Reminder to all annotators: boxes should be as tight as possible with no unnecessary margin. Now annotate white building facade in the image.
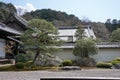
[53,42,120,62]
[58,25,96,42]
[54,26,120,62]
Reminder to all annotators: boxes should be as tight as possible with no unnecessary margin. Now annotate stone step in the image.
[41,77,120,80]
[0,59,15,65]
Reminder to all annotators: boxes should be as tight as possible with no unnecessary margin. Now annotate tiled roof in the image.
[0,22,22,35]
[57,25,93,29]
[4,13,28,29]
[97,42,120,48]
[14,13,28,27]
[57,26,77,29]
[59,42,120,49]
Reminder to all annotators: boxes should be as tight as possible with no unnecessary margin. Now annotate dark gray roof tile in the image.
[57,26,77,29]
[0,22,21,35]
[14,13,28,27]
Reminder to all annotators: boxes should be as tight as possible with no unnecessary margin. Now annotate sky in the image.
[1,0,120,22]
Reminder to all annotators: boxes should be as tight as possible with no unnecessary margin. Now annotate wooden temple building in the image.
[0,13,120,65]
[0,13,27,63]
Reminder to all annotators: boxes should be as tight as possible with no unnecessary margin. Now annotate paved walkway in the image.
[0,69,120,80]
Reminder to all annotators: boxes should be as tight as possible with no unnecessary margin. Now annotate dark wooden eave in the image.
[0,22,21,36]
[3,13,28,29]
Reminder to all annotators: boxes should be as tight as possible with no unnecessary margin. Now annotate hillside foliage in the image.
[0,2,16,22]
[22,9,81,26]
[110,28,120,42]
[105,19,120,32]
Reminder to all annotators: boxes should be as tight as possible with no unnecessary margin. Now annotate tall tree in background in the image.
[0,2,16,22]
[21,19,62,63]
[105,19,120,32]
[105,19,112,32]
[91,22,109,41]
[110,28,120,42]
[75,25,84,40]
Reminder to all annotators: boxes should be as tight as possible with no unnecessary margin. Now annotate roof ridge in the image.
[3,13,28,28]
[13,13,28,27]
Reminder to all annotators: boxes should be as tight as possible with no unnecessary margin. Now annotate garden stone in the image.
[35,54,62,66]
[75,58,96,67]
[60,66,81,70]
[111,64,120,69]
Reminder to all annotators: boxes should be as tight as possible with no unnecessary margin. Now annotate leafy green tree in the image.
[21,19,62,63]
[73,38,98,58]
[110,28,120,42]
[22,9,81,26]
[105,19,120,32]
[75,25,84,40]
[74,24,98,58]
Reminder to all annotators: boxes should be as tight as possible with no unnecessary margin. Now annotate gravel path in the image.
[0,69,120,80]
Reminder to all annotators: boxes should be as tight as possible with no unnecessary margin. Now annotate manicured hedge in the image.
[15,62,25,69]
[115,58,120,61]
[96,62,112,68]
[25,61,33,68]
[111,58,120,65]
[0,65,15,71]
[62,60,73,66]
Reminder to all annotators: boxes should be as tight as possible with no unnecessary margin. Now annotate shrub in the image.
[25,61,33,68]
[96,62,112,68]
[15,54,27,63]
[111,60,120,65]
[15,62,25,69]
[115,58,120,61]
[72,58,96,67]
[0,65,15,71]
[62,60,73,66]
[73,38,98,58]
[25,50,35,61]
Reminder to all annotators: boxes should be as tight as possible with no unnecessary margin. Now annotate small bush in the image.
[115,58,120,61]
[15,62,25,69]
[25,61,33,68]
[0,65,15,71]
[96,62,112,68]
[111,60,120,65]
[15,54,27,63]
[62,60,73,66]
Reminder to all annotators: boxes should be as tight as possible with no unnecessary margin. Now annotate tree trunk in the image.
[33,48,40,63]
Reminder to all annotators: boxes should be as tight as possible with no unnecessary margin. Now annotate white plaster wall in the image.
[59,29,76,36]
[54,48,120,62]
[91,48,120,62]
[58,27,96,42]
[59,37,68,41]
[58,29,76,42]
